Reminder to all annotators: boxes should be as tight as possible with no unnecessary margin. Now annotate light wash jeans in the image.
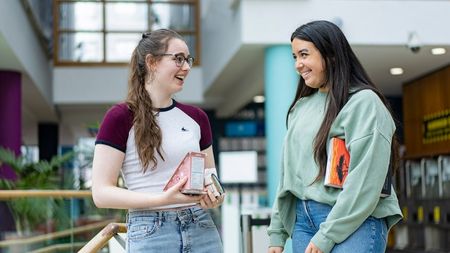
[126,206,223,253]
[292,199,388,253]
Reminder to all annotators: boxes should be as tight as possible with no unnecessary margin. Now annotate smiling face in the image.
[291,38,327,90]
[150,38,191,96]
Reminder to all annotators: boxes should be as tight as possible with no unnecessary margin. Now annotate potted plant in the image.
[0,147,73,235]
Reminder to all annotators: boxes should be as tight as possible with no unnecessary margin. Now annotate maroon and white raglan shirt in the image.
[95,100,212,210]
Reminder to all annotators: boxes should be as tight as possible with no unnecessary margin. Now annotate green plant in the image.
[0,147,74,235]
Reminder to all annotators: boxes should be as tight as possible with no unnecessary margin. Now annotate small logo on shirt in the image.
[181,127,189,132]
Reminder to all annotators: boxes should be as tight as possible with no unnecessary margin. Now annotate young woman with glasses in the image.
[267,20,403,253]
[92,29,223,252]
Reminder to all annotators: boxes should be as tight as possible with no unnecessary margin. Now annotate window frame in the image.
[53,0,200,66]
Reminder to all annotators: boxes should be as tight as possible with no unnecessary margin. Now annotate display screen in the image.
[219,151,258,183]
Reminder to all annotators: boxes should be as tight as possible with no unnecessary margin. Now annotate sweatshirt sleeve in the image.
[268,145,290,247]
[311,132,392,252]
[268,196,290,247]
[311,90,396,253]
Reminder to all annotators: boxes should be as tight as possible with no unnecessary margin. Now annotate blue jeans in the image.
[292,199,387,253]
[126,206,223,253]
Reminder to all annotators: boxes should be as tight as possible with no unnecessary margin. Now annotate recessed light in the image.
[431,48,446,55]
[253,95,265,103]
[390,68,404,75]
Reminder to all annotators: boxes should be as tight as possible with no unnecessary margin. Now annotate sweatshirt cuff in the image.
[269,233,288,247]
[311,231,335,253]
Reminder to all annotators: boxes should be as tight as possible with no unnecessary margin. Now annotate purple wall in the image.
[0,71,21,180]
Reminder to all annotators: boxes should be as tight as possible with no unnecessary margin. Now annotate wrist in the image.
[153,193,170,206]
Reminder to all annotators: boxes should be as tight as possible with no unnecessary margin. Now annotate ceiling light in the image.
[431,48,446,55]
[253,95,265,103]
[390,68,404,75]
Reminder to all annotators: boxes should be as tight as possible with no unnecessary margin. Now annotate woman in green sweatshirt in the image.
[267,20,403,253]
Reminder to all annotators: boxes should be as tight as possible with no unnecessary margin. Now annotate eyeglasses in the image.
[157,53,194,68]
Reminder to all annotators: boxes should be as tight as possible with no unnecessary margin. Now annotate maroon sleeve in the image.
[95,103,134,152]
[197,108,213,150]
[175,101,213,150]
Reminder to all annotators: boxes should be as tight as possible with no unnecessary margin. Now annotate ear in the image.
[145,54,157,71]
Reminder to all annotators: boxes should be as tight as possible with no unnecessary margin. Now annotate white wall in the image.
[53,67,204,104]
[0,0,52,103]
[201,0,243,90]
[241,0,450,45]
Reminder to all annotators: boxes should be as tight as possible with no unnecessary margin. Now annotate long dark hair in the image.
[287,20,399,183]
[126,29,184,172]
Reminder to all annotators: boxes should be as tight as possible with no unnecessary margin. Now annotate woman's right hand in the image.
[164,177,204,204]
[268,246,284,253]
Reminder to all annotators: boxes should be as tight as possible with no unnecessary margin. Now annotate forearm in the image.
[92,185,168,210]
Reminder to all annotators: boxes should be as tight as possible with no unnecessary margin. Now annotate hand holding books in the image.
[202,167,225,208]
[204,168,225,197]
[164,152,225,197]
[164,152,207,195]
[163,176,205,205]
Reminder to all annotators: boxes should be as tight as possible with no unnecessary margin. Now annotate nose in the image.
[295,58,304,70]
[181,60,191,71]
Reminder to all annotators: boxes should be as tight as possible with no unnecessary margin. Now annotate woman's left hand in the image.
[305,242,323,253]
[199,189,225,209]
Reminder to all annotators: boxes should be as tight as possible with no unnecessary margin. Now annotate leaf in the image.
[0,148,25,172]
[0,147,75,230]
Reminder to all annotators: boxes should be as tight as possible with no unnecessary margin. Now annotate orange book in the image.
[324,138,350,188]
[324,137,392,197]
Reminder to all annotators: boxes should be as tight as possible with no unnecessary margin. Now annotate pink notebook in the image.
[163,152,206,195]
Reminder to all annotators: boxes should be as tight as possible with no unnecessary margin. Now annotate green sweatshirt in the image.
[268,89,403,253]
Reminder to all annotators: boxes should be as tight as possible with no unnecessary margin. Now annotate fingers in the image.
[200,189,225,209]
[174,177,188,189]
[267,246,283,253]
[202,193,214,208]
[199,197,207,209]
[305,242,322,253]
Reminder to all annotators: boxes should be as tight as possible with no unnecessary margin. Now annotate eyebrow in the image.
[171,52,189,57]
[298,49,309,53]
[292,49,309,56]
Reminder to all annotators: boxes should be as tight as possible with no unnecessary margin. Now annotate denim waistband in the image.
[127,205,203,223]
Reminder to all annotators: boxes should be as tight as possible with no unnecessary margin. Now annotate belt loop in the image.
[192,207,198,223]
[157,211,162,226]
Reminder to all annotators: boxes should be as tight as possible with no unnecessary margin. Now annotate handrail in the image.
[0,219,116,248]
[0,190,91,199]
[78,223,127,253]
[29,242,86,253]
[0,190,126,252]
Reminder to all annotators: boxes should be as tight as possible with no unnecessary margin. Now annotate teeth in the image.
[176,76,185,80]
[301,71,310,78]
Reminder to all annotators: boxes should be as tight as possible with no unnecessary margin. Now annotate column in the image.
[264,46,297,252]
[264,45,297,206]
[0,71,21,179]
[0,70,21,236]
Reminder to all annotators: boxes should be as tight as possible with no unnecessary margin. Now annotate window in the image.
[54,0,200,65]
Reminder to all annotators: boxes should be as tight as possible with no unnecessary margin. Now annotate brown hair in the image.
[126,29,184,172]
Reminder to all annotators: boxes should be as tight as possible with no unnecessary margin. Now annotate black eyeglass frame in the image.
[157,53,194,68]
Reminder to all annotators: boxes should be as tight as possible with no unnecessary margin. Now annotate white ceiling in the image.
[205,43,450,117]
[353,45,450,96]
